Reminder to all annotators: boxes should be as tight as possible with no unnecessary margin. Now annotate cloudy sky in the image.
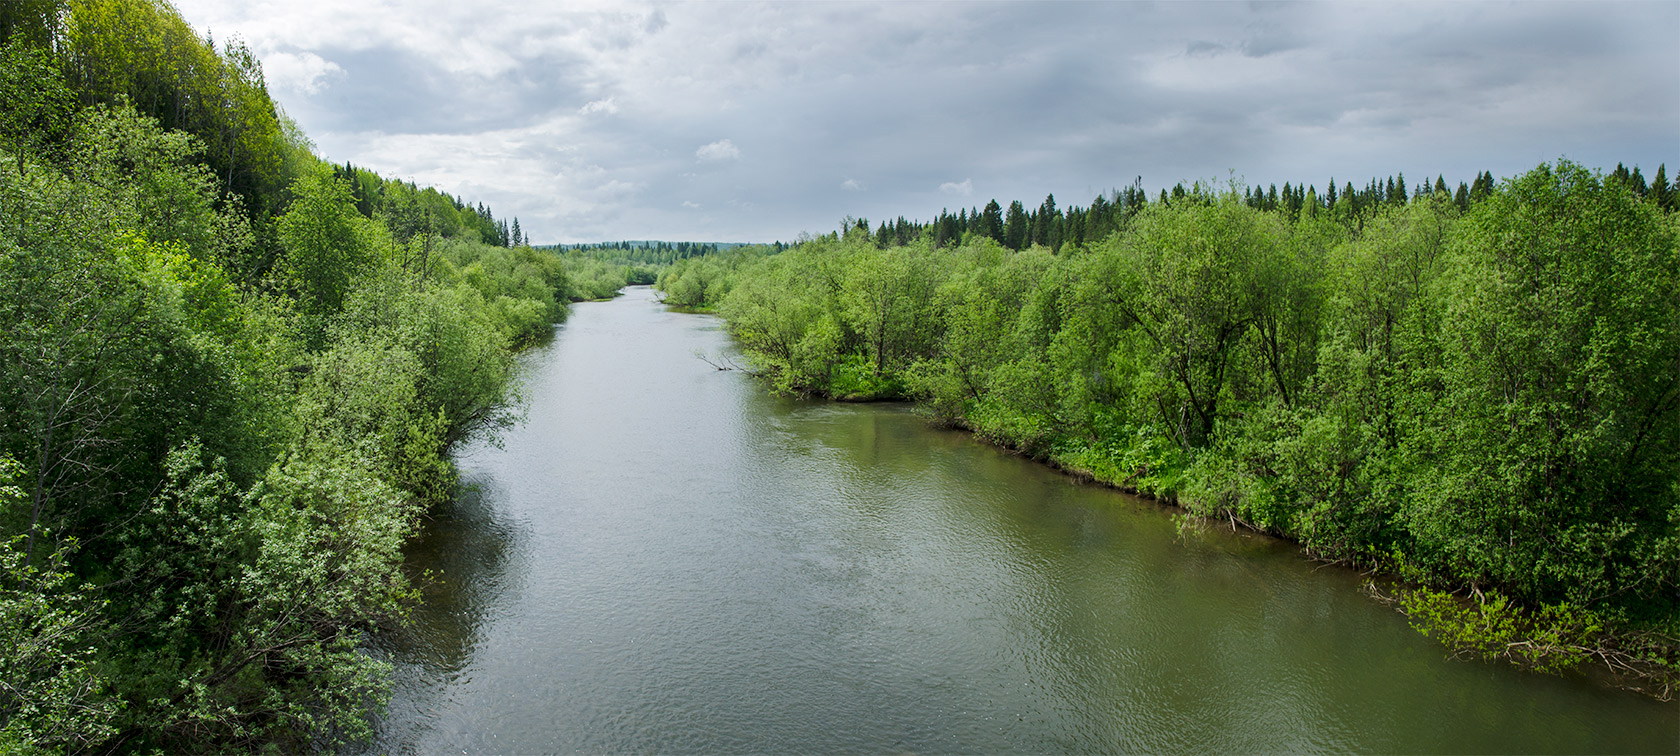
[173,1,1677,244]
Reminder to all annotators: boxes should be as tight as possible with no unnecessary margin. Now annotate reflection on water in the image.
[359,287,1679,755]
[392,475,521,671]
[360,475,521,751]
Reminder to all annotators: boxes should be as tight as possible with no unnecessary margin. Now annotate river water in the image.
[361,286,1677,754]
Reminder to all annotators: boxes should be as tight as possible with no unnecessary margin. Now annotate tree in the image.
[0,36,74,173]
[1650,164,1671,211]
[1063,194,1284,447]
[1002,200,1028,250]
[979,199,1004,243]
[0,455,119,752]
[278,169,373,338]
[1407,161,1680,608]
[0,0,64,47]
[1032,193,1057,248]
[842,243,943,376]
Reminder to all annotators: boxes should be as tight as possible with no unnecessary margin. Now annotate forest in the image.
[657,164,1680,690]
[0,1,658,751]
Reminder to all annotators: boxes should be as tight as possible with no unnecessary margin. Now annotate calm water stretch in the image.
[361,286,1677,754]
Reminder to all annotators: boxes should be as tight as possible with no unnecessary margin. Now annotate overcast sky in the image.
[173,1,1678,244]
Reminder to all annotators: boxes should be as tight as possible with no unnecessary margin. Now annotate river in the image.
[360,286,1677,754]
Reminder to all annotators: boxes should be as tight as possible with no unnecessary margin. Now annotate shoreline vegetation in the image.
[655,164,1680,699]
[0,1,656,751]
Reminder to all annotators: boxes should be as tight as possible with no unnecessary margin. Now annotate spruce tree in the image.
[1003,200,1028,250]
[981,200,1004,243]
[1651,164,1672,211]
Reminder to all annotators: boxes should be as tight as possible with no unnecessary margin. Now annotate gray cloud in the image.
[175,0,1678,244]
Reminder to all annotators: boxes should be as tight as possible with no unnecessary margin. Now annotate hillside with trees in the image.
[0,1,633,751]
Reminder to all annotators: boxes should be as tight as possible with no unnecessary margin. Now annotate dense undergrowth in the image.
[658,165,1680,694]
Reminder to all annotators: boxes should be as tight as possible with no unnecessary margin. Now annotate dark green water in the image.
[362,286,1678,754]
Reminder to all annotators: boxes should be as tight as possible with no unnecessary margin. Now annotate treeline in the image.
[329,162,525,247]
[847,166,1677,255]
[0,1,596,752]
[548,241,735,289]
[659,162,1679,686]
[551,239,724,264]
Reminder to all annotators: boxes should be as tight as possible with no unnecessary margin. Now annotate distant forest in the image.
[845,166,1676,254]
[547,239,726,267]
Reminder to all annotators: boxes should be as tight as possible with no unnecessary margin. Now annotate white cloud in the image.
[841,178,864,191]
[695,139,740,162]
[262,50,345,95]
[682,200,702,209]
[939,179,973,197]
[579,97,619,115]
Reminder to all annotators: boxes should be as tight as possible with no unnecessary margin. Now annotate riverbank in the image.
[650,164,1679,704]
[761,381,1680,700]
[359,286,1680,753]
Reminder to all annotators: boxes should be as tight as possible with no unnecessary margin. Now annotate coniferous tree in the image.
[1003,200,1028,250]
[980,200,1005,244]
[1032,193,1057,248]
[1611,162,1631,187]
[1470,171,1493,203]
[1651,164,1673,211]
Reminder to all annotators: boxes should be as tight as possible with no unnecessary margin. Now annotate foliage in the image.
[0,2,576,748]
[1399,587,1601,674]
[677,162,1680,680]
[0,33,74,170]
[0,457,119,755]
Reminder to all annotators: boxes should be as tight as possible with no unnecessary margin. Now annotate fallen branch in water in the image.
[695,352,759,376]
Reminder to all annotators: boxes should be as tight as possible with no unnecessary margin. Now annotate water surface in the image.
[364,286,1678,754]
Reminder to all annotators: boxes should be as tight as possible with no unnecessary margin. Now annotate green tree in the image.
[0,456,119,755]
[1404,161,1680,610]
[0,37,74,173]
[1058,192,1283,448]
[278,169,373,338]
[1002,200,1028,250]
[979,199,1004,244]
[841,242,943,378]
